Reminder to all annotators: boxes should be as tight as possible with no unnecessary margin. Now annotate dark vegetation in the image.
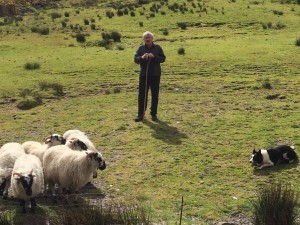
[252,182,299,225]
[0,201,151,225]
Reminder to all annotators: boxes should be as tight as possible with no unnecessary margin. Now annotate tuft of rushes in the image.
[252,182,299,225]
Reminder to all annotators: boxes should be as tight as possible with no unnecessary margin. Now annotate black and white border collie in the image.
[250,145,298,169]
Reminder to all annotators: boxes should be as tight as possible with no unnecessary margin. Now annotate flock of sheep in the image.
[0,129,106,213]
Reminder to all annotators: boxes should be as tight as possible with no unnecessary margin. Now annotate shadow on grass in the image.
[252,162,299,176]
[144,119,188,145]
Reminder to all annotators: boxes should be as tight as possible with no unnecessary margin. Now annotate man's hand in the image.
[142,53,149,59]
[148,53,154,59]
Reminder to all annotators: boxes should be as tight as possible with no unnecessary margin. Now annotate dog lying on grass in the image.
[250,145,298,169]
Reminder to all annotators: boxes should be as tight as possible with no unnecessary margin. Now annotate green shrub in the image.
[50,12,62,19]
[273,10,283,15]
[98,39,112,49]
[130,11,136,17]
[90,24,96,30]
[115,44,125,51]
[31,26,39,33]
[275,22,285,29]
[61,21,67,28]
[64,12,70,17]
[24,62,40,70]
[106,11,114,19]
[19,88,33,98]
[177,47,185,55]
[38,81,64,97]
[162,29,169,35]
[261,78,272,89]
[83,18,89,25]
[110,31,121,42]
[49,202,151,225]
[0,210,13,225]
[295,37,300,46]
[17,95,43,110]
[177,22,187,30]
[252,183,299,225]
[139,21,144,27]
[38,27,50,35]
[76,33,86,43]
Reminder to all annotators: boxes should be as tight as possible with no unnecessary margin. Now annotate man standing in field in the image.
[134,31,166,122]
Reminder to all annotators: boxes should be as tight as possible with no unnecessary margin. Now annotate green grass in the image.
[0,0,300,224]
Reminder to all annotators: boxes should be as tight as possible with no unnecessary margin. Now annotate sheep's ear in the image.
[45,135,52,143]
[13,173,22,180]
[70,138,79,144]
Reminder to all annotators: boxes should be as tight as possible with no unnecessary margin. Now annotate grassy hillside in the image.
[0,0,300,224]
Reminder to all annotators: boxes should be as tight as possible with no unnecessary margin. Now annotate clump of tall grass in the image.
[0,210,13,225]
[17,90,43,110]
[38,80,64,97]
[50,12,62,19]
[24,62,40,70]
[295,37,300,47]
[252,182,299,225]
[177,47,185,55]
[49,201,151,225]
[75,33,86,43]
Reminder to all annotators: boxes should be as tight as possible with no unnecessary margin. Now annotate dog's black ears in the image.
[253,148,257,154]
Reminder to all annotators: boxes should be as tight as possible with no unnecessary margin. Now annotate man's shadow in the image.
[144,119,188,145]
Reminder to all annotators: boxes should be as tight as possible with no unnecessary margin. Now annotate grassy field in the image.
[0,0,300,224]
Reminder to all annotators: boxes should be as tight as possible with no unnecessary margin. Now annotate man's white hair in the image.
[143,31,154,38]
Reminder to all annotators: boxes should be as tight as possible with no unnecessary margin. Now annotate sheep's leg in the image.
[3,191,8,200]
[30,198,36,213]
[73,190,79,205]
[20,199,26,213]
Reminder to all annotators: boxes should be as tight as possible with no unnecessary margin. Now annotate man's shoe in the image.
[151,115,158,121]
[134,116,143,122]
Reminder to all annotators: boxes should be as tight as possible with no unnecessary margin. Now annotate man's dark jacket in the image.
[134,43,166,77]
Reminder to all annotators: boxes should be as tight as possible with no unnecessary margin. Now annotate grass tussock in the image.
[24,62,40,70]
[38,80,64,97]
[0,211,13,225]
[252,182,299,225]
[49,202,151,225]
[295,37,300,47]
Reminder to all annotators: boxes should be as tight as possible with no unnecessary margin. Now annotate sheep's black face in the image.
[20,175,34,196]
[77,140,88,150]
[51,134,66,145]
[91,152,106,170]
[0,178,7,196]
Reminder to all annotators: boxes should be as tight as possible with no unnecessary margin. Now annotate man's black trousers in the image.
[138,75,161,117]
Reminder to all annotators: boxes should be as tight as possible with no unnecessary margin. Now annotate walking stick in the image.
[142,58,151,123]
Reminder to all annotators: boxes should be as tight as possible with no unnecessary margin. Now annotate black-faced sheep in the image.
[43,145,105,202]
[63,129,105,178]
[11,154,44,213]
[22,134,66,163]
[0,142,25,199]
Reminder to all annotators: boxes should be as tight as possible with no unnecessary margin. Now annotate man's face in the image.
[143,35,153,45]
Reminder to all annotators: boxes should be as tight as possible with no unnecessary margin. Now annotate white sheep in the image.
[22,133,66,163]
[63,129,104,178]
[43,145,105,202]
[0,142,25,199]
[63,129,96,150]
[11,154,44,213]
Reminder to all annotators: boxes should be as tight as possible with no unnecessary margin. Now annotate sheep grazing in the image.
[22,133,66,163]
[43,145,105,202]
[63,129,105,177]
[11,154,44,213]
[63,129,96,150]
[0,142,25,199]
